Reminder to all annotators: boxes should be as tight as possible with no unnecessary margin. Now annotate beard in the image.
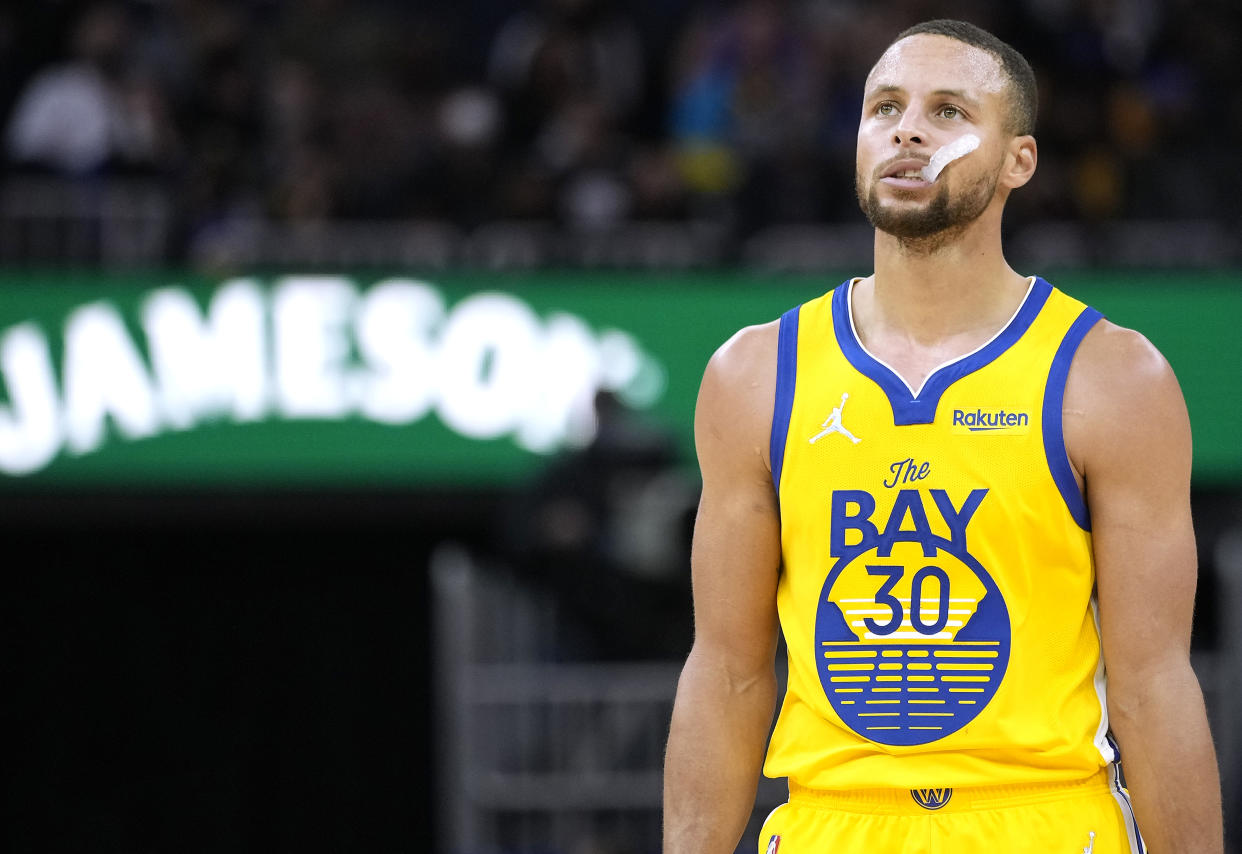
[856,165,998,243]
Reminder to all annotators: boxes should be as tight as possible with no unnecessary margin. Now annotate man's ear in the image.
[1002,135,1037,189]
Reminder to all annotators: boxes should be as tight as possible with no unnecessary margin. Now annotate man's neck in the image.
[849,222,1031,391]
[864,223,1028,345]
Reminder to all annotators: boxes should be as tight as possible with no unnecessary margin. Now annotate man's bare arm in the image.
[664,322,783,854]
[1067,321,1223,854]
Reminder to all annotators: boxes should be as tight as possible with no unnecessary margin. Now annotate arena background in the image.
[2,2,1238,853]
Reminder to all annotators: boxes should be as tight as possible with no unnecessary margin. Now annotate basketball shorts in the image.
[757,768,1145,854]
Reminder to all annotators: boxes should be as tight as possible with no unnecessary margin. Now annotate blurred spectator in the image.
[423,86,505,228]
[167,0,266,244]
[488,0,644,145]
[5,2,176,176]
[667,0,825,231]
[262,58,335,221]
[499,391,696,661]
[488,0,646,230]
[627,143,691,220]
[328,79,429,218]
[0,0,1240,261]
[550,97,635,230]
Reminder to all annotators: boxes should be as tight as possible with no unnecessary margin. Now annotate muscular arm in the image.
[1066,322,1223,854]
[664,323,783,854]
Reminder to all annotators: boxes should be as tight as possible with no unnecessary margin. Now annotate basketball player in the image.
[663,19,1223,854]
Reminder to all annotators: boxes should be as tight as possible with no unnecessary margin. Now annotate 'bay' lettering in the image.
[829,488,989,557]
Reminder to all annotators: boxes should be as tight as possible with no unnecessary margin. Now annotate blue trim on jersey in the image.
[1042,305,1104,532]
[1107,733,1124,780]
[1108,736,1147,854]
[831,277,1054,425]
[770,305,801,491]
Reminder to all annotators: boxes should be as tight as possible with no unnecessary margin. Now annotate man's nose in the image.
[893,112,925,146]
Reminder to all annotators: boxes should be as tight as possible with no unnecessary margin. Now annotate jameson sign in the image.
[0,271,1237,486]
[0,275,668,483]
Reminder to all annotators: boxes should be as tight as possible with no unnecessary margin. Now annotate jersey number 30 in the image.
[863,564,950,636]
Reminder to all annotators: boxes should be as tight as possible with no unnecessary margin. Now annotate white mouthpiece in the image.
[921,134,980,182]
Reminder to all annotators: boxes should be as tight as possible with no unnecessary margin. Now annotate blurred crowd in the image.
[1,0,1238,260]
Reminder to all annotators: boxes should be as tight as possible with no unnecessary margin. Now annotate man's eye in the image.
[941,106,959,119]
[877,103,897,116]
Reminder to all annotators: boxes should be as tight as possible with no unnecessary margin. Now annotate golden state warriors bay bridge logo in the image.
[815,487,1010,746]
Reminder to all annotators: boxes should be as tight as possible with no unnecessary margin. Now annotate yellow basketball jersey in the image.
[764,276,1114,790]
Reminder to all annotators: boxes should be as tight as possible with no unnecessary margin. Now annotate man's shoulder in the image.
[709,319,781,375]
[1072,317,1177,394]
[1063,317,1188,477]
[695,320,783,465]
[700,320,781,411]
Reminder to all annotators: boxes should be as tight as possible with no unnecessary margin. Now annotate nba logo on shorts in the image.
[765,834,781,854]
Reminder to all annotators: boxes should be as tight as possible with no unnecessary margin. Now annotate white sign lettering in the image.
[0,277,665,475]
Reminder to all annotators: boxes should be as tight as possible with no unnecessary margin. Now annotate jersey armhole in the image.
[1041,306,1104,531]
[770,305,801,492]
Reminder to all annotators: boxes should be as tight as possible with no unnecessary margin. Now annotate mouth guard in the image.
[921,133,980,182]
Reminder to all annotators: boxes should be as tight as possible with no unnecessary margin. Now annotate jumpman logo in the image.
[809,393,861,444]
[1082,831,1095,854]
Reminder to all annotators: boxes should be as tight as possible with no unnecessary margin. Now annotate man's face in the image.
[855,34,1011,240]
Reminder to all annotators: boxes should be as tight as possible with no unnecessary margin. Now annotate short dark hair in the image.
[892,19,1037,136]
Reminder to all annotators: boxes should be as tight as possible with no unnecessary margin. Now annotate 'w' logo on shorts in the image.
[910,787,953,810]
